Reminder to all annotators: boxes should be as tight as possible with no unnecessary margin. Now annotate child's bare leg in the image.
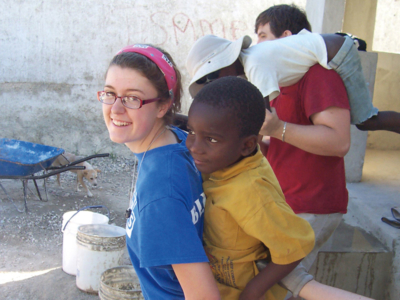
[298,280,375,300]
[356,111,400,133]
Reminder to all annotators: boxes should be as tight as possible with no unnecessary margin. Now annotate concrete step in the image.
[309,221,392,300]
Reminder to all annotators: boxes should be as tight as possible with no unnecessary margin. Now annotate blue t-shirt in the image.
[126,127,208,299]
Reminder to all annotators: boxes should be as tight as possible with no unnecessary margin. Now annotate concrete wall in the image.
[373,0,400,53]
[0,0,307,156]
[367,52,400,150]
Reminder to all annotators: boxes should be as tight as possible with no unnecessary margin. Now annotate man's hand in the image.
[259,106,351,157]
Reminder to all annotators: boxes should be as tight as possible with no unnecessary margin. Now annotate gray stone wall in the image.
[0,0,305,156]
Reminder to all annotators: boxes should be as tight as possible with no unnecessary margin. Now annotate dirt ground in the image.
[0,155,136,300]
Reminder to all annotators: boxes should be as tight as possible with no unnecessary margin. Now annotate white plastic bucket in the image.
[62,210,109,275]
[99,266,144,300]
[76,224,126,294]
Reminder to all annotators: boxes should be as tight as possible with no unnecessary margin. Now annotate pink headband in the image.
[117,44,177,101]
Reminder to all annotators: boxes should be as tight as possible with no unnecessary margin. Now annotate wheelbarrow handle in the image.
[0,166,85,180]
[61,205,110,232]
[67,153,110,166]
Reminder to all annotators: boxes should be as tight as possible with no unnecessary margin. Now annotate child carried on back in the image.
[185,76,315,300]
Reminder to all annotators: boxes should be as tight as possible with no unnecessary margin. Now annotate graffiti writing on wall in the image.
[149,11,249,45]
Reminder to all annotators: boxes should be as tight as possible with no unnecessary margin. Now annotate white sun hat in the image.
[186,35,252,98]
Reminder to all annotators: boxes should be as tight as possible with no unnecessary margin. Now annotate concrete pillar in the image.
[342,0,379,182]
[306,0,379,182]
[344,52,378,182]
[342,0,377,51]
[305,0,346,33]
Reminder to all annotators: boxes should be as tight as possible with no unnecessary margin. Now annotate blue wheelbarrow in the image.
[0,138,109,212]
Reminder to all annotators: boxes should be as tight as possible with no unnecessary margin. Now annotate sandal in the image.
[381,217,400,229]
[391,206,400,221]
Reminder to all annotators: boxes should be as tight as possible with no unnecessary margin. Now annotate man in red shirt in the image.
[256,4,351,299]
[260,63,350,268]
[262,64,350,216]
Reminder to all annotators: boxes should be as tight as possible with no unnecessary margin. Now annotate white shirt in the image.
[240,29,329,100]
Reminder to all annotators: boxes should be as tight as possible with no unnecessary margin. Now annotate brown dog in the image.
[50,152,101,197]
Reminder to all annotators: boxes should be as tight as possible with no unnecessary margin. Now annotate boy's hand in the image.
[259,108,284,138]
[239,260,302,300]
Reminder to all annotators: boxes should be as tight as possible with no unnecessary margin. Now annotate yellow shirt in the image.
[203,150,315,300]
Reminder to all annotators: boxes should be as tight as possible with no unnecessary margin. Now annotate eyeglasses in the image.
[195,70,220,85]
[97,91,160,109]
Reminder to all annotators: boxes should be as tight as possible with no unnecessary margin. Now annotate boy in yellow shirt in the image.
[185,76,315,300]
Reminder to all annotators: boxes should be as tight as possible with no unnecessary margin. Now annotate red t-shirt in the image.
[267,64,350,214]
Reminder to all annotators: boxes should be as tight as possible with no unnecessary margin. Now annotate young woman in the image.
[98,44,220,300]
